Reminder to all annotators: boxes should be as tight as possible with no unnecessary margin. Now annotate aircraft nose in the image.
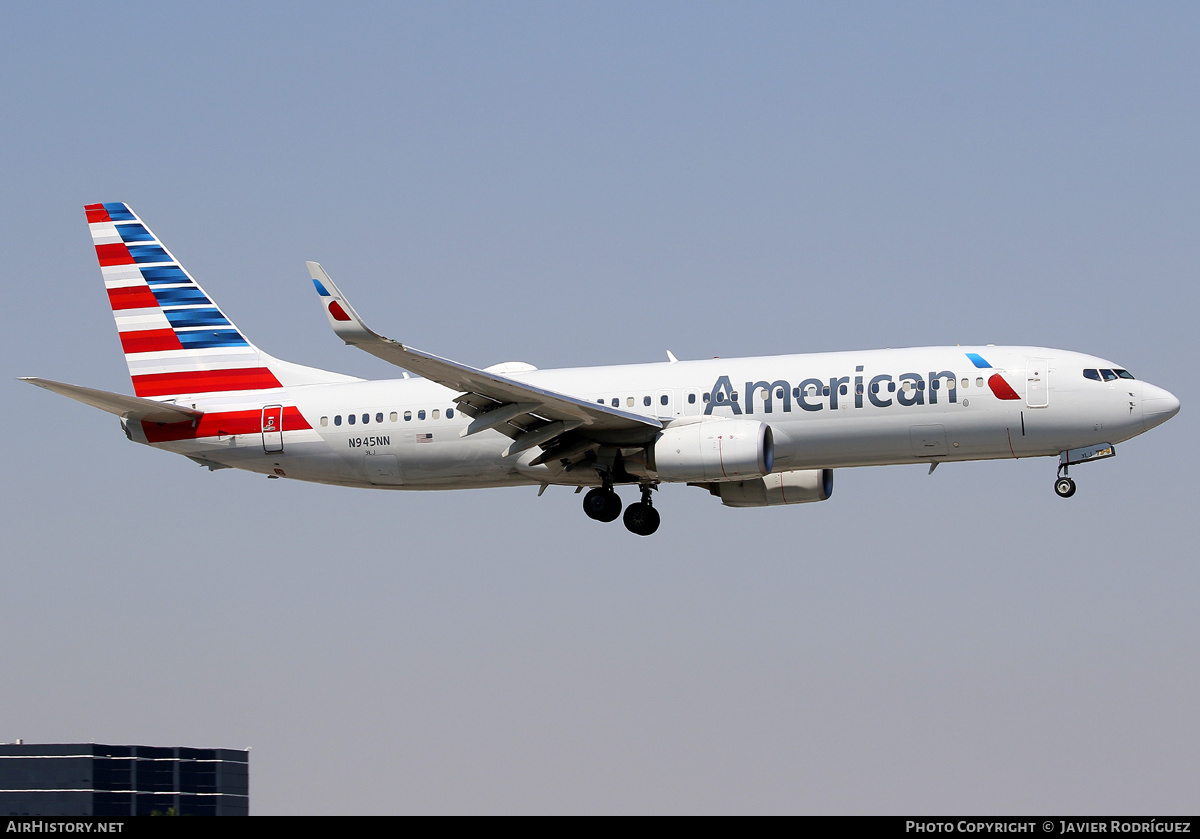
[1142,383,1181,431]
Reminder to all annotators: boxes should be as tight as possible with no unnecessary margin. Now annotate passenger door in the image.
[1026,358,1049,408]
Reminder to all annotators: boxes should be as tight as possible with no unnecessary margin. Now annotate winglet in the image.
[306,262,388,348]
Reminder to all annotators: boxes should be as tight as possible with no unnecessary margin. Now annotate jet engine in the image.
[710,469,833,507]
[652,420,773,482]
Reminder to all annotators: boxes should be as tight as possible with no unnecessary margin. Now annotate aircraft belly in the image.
[771,415,923,468]
[386,434,517,482]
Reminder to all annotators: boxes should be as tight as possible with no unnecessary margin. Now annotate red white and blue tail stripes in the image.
[85,203,284,399]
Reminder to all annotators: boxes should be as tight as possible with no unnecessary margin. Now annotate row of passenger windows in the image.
[318,408,456,427]
[317,373,1018,429]
[595,377,992,407]
[1083,368,1134,381]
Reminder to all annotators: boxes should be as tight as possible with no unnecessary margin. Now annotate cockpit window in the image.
[1084,369,1101,381]
[1100,369,1118,381]
[1115,369,1135,379]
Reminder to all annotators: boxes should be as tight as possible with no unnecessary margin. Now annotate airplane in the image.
[22,203,1181,536]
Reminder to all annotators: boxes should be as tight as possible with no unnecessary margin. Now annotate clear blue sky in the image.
[3,1,1197,814]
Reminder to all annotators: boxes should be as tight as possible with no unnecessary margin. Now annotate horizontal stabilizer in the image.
[20,377,205,424]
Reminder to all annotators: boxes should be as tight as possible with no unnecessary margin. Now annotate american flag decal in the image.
[416,433,433,443]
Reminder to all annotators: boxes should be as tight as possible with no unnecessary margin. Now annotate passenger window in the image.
[626,397,634,407]
[362,414,369,424]
[334,415,342,426]
[856,383,864,395]
[348,414,356,425]
[432,409,440,420]
[1101,369,1117,381]
[976,377,985,388]
[404,411,412,421]
[688,393,696,404]
[1084,369,1101,381]
[418,410,426,420]
[931,380,940,390]
[320,416,329,427]
[839,384,848,395]
[611,398,619,407]
[643,396,651,407]
[390,412,398,422]
[903,382,912,392]
[792,387,800,398]
[703,393,710,402]
[917,381,925,391]
[730,392,738,401]
[870,383,879,393]
[822,386,830,396]
[888,382,896,393]
[597,398,604,404]
[660,395,668,406]
[376,413,383,423]
[447,408,454,419]
[961,378,969,389]
[775,388,785,399]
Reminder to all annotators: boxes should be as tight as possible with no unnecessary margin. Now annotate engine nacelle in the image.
[652,420,774,482]
[714,469,833,507]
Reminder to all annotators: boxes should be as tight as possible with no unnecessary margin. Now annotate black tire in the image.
[599,490,623,522]
[622,502,661,536]
[1054,476,1076,498]
[584,488,609,520]
[584,488,622,522]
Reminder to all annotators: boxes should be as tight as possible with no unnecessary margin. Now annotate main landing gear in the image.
[583,481,660,535]
[583,486,622,522]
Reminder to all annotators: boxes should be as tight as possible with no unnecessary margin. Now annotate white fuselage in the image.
[130,345,1175,491]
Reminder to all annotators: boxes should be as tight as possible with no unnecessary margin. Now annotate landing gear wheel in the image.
[622,502,661,536]
[1054,476,1076,498]
[583,488,622,522]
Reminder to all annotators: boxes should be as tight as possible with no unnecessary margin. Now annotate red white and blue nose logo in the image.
[966,353,1020,400]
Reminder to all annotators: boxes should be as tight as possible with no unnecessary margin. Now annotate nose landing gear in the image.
[1054,474,1077,498]
[1054,443,1117,498]
[1054,460,1077,498]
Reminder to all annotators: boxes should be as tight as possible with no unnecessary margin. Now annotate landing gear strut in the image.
[1054,463,1077,498]
[622,484,660,536]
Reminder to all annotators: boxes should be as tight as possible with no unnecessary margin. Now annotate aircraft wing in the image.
[306,263,662,455]
[20,377,205,424]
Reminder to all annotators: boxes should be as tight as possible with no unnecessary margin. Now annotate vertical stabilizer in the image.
[85,202,286,401]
